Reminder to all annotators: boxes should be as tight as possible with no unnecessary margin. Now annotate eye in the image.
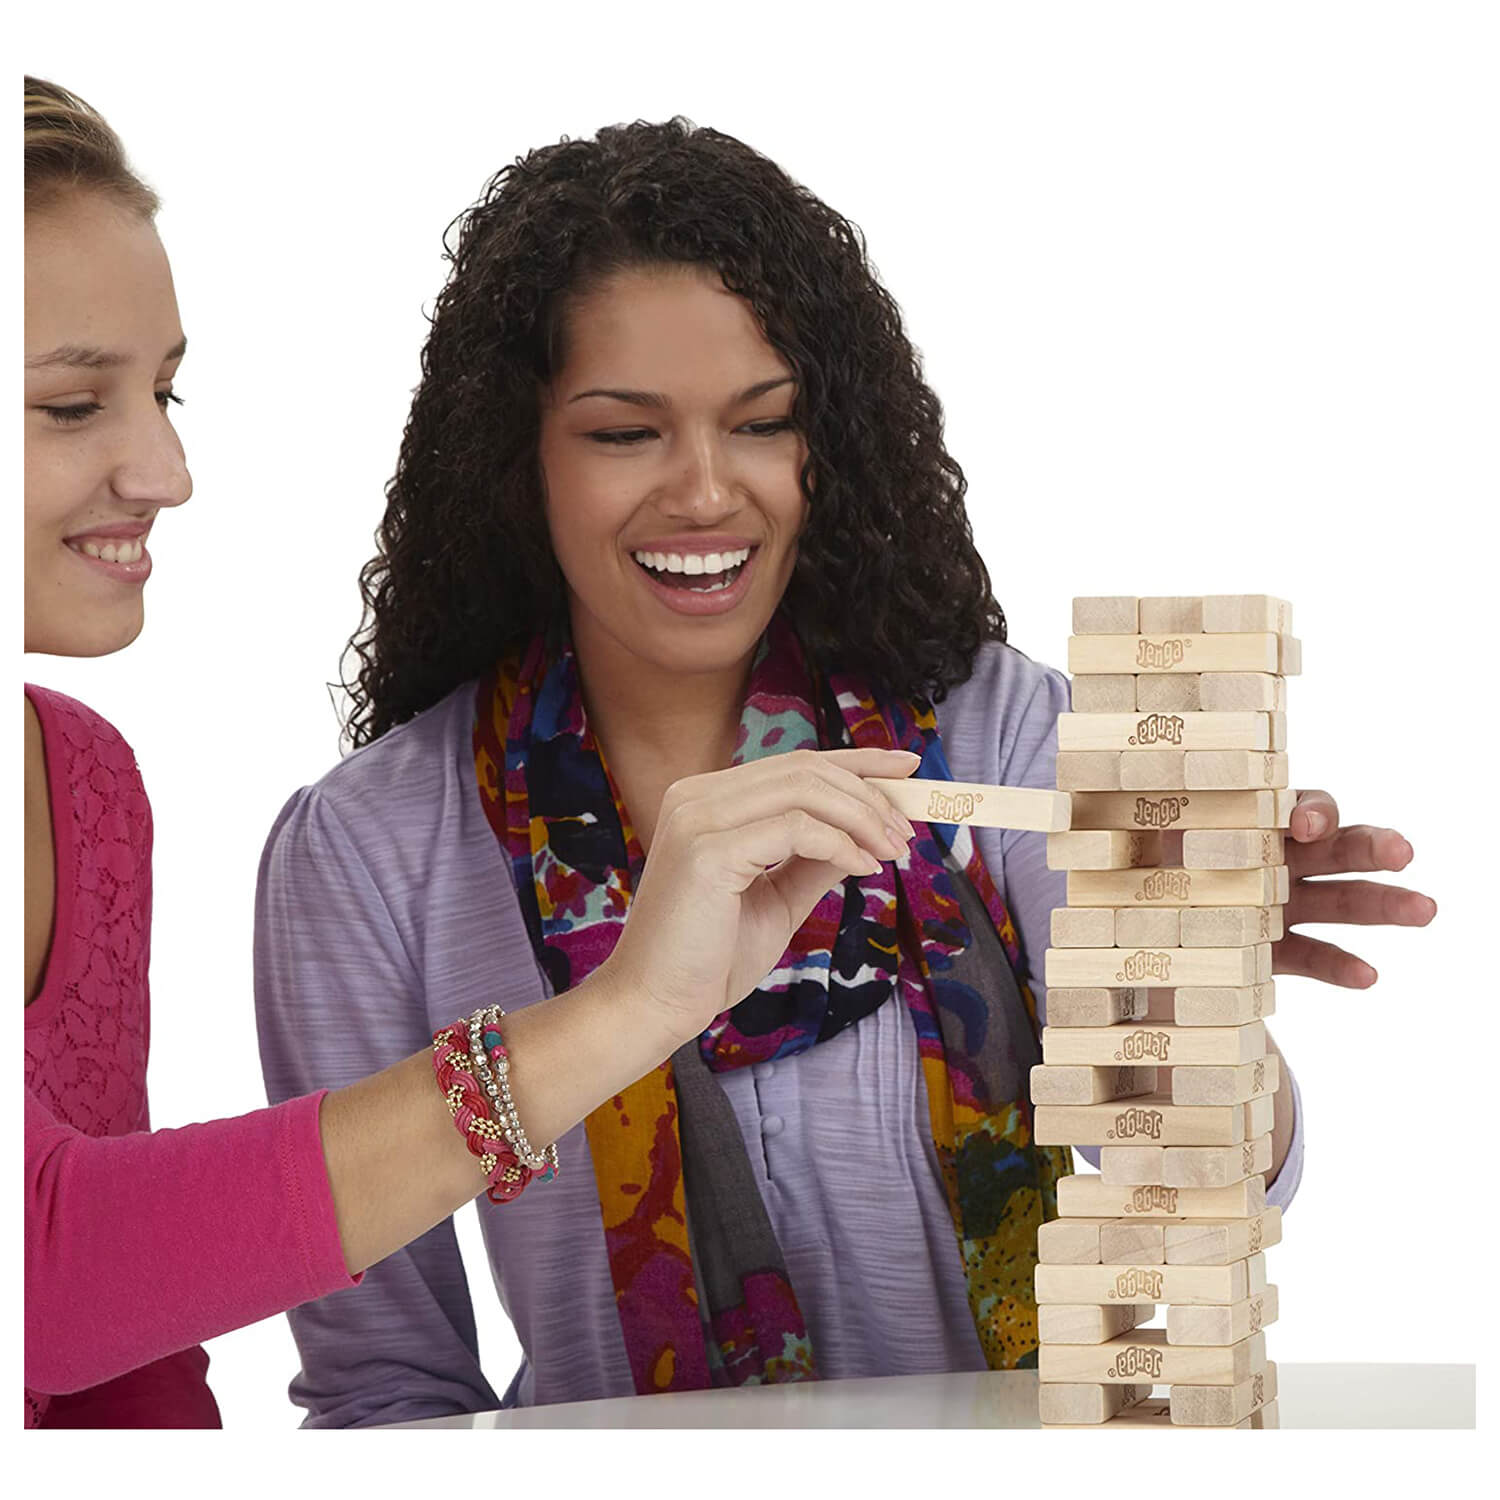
[741,419,794,436]
[157,389,185,413]
[39,401,102,425]
[588,427,655,445]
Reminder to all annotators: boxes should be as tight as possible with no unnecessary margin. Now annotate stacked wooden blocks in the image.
[1032,595,1298,1429]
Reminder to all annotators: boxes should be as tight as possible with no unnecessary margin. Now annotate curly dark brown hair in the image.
[343,116,1006,748]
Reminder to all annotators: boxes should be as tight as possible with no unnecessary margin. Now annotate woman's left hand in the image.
[1274,788,1438,987]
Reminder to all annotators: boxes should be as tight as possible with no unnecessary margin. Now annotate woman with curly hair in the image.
[25,81,819,1428]
[255,117,1432,1424]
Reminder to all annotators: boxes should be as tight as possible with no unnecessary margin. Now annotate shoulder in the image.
[25,683,142,778]
[936,640,1070,781]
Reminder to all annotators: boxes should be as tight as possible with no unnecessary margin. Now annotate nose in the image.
[659,423,737,522]
[112,397,192,510]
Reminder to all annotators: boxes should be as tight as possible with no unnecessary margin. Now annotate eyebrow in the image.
[25,336,188,371]
[568,375,795,408]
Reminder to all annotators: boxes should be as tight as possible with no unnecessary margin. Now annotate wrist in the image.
[589,956,697,1060]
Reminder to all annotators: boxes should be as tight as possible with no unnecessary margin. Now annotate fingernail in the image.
[1304,812,1327,838]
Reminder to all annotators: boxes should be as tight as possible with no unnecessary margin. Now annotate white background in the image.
[17,0,1498,1449]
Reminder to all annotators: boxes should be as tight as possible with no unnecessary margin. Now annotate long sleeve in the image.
[254,783,502,1427]
[24,1085,355,1396]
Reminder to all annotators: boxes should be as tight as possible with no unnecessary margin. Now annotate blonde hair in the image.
[24,75,159,217]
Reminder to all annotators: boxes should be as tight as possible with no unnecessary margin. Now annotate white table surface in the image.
[385,1363,1474,1429]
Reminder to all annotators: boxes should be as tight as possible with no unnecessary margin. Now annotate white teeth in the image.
[101,543,119,563]
[683,554,705,575]
[631,546,752,576]
[72,537,143,563]
[666,554,684,573]
[654,552,668,572]
[82,542,102,559]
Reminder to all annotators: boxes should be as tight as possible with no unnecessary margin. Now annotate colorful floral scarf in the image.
[473,612,1071,1392]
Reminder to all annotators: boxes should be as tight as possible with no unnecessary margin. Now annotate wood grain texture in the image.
[1037,1255,1265,1306]
[1171,1054,1280,1107]
[1047,829,1164,870]
[1202,596,1293,635]
[1045,944,1272,989]
[869,777,1071,832]
[1038,1303,1154,1344]
[1185,750,1289,789]
[1067,788,1296,831]
[1043,987,1150,1027]
[1034,1093,1253,1146]
[1164,1207,1282,1265]
[1181,829,1286,869]
[1171,1361,1279,1425]
[1069,633,1281,675]
[1038,1381,1149,1424]
[1071,674,1137,713]
[1059,711,1279,752]
[1167,1284,1279,1346]
[1056,1174,1267,1221]
[1072,597,1139,634]
[1044,1021,1266,1068]
[1067,865,1289,907]
[1039,1328,1266,1386]
[1172,982,1277,1026]
[1199,672,1288,712]
[1029,1062,1158,1105]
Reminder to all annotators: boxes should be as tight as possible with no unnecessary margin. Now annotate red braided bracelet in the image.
[432,1021,530,1202]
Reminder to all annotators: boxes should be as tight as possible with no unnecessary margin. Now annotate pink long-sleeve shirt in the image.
[23,685,357,1428]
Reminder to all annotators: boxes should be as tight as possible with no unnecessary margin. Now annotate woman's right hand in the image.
[602,747,922,1047]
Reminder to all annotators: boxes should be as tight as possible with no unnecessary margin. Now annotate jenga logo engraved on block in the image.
[1138,869,1191,902]
[1118,1030,1171,1061]
[1108,1346,1163,1379]
[1130,713,1185,746]
[1135,795,1190,828]
[925,789,978,822]
[1259,907,1272,939]
[1118,950,1173,982]
[1261,831,1277,862]
[1113,1268,1164,1299]
[1137,638,1190,669]
[1253,1373,1265,1406]
[1250,1297,1265,1334]
[1252,1060,1266,1094]
[1128,1185,1178,1214]
[1262,755,1276,785]
[1252,984,1266,1018]
[1249,1217,1264,1253]
[1108,1107,1164,1141]
[1242,1142,1256,1175]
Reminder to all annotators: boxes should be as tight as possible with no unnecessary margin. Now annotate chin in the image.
[27,605,145,659]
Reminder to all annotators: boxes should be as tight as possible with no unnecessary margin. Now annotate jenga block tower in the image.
[1035,595,1296,1427]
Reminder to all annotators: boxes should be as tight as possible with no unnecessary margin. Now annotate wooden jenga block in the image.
[1120,749,1187,789]
[1168,1284,1279,1345]
[1069,634,1281,676]
[1165,1207,1282,1265]
[1059,711,1280,753]
[1279,636,1302,675]
[1199,672,1288,713]
[1034,1095,1253,1147]
[1172,982,1276,1026]
[1036,1256,1264,1307]
[1171,1362,1278,1426]
[1057,1175,1267,1221]
[1029,1063,1158,1105]
[1038,1303,1154,1344]
[1139,597,1204,633]
[1098,1219,1166,1263]
[1038,1382,1149,1425]
[1181,830,1286,869]
[1072,597,1139,635]
[1171,1055,1280,1107]
[1071,674,1137,713]
[1037,1217,1113,1264]
[1044,987,1150,1027]
[1050,908,1117,948]
[1180,906,1284,946]
[1047,830,1164,870]
[1067,865,1289,907]
[1202,596,1293,636]
[1185,751,1289,790]
[1068,788,1296,831]
[1242,1092,1275,1139]
[1136,674,1201,712]
[1241,1399,1279,1428]
[1057,751,1123,791]
[869,778,1072,832]
[1039,1328,1266,1386]
[1045,1021,1266,1069]
[1114,907,1182,948]
[1161,1135,1273,1188]
[1094,1397,1175,1426]
[1045,944,1271,990]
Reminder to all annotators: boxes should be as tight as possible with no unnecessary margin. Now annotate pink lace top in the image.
[24,686,357,1428]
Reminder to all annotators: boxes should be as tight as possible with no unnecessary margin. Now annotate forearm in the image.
[319,963,679,1275]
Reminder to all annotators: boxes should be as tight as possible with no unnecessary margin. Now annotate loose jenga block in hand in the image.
[1037,1217,1112,1264]
[1038,1303,1154,1344]
[1202,596,1293,636]
[1051,908,1118,948]
[1045,1021,1266,1069]
[1057,752,1123,791]
[1172,982,1276,1026]
[1038,1382,1148,1425]
[1069,788,1296,831]
[1139,597,1205,634]
[1165,1207,1282,1265]
[1039,1328,1266,1386]
[1136,674,1201,712]
[1099,1219,1166,1264]
[1044,987,1150,1027]
[1199,673,1288,713]
[1182,830,1286,869]
[1046,944,1271,990]
[1030,1063,1158,1105]
[1171,1362,1278,1426]
[1037,1255,1264,1307]
[1057,1175,1267,1222]
[1034,1094,1254,1147]
[1172,1055,1280,1107]
[1114,907,1182,948]
[1068,865,1288,907]
[1186,751,1289,790]
[1071,674,1137,713]
[1069,633,1281,676]
[1073,597,1139,635]
[1168,1284,1279,1346]
[1120,749,1187,790]
[1180,906,1284,946]
[1059,711,1281,752]
[1047,830,1165,870]
[869,778,1072,832]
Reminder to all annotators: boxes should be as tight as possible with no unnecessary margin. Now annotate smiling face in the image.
[536,262,809,683]
[24,191,191,656]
